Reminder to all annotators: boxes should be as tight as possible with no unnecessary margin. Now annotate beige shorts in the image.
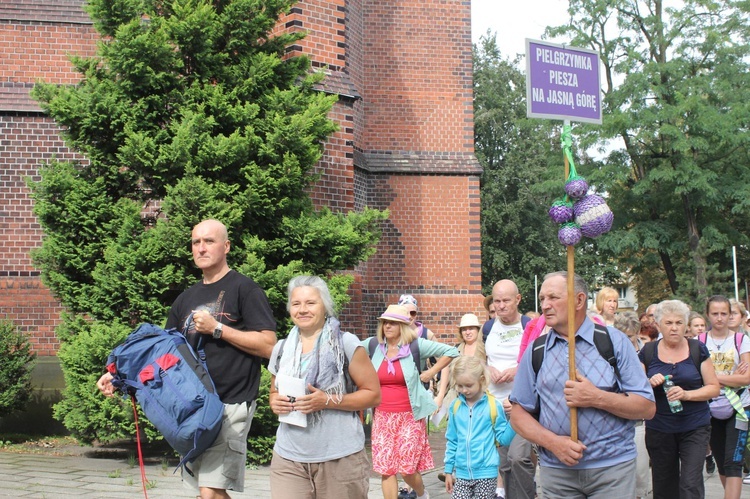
[269,448,370,499]
[182,400,256,493]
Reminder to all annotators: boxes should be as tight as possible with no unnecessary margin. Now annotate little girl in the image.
[443,356,516,498]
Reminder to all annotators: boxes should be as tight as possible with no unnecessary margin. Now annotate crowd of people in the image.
[97,219,750,499]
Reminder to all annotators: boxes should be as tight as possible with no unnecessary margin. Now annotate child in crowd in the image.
[443,356,515,499]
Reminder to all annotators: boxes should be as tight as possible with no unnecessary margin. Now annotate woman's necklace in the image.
[709,331,730,350]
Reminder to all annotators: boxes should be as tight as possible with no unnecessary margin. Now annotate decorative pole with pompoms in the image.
[526,39,604,442]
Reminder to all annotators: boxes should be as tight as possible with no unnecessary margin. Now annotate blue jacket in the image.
[444,393,516,480]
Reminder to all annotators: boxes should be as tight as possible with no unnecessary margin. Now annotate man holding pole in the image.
[509,271,654,497]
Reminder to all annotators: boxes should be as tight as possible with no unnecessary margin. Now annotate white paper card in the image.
[277,373,307,427]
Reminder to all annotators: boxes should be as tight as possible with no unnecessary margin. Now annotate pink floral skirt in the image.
[371,410,434,476]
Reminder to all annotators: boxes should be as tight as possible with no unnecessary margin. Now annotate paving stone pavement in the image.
[0,430,744,498]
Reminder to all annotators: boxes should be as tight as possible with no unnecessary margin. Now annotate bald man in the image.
[485,279,536,499]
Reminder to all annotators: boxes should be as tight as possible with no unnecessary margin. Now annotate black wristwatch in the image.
[212,323,223,339]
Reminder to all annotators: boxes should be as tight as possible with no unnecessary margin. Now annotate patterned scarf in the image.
[379,343,412,374]
[278,316,346,425]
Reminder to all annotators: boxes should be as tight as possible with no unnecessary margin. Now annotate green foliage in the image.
[474,32,620,310]
[29,0,385,448]
[0,320,36,418]
[547,0,750,304]
[246,367,277,464]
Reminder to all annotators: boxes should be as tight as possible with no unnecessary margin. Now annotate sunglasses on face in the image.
[409,311,417,317]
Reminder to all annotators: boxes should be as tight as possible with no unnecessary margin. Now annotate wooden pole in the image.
[563,119,578,442]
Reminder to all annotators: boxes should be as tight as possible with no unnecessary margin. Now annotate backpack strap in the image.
[531,334,547,375]
[486,392,497,426]
[736,333,743,354]
[592,323,620,381]
[698,332,707,344]
[410,338,421,373]
[367,336,377,358]
[273,338,286,373]
[640,340,657,370]
[687,338,702,372]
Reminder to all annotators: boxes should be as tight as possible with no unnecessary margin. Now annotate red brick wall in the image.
[0,22,98,86]
[0,114,84,354]
[1,0,482,351]
[358,0,475,154]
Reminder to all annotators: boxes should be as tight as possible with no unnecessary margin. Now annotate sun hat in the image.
[458,313,481,331]
[378,304,412,324]
[398,294,418,309]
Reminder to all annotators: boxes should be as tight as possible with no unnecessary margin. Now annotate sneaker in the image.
[706,454,716,474]
[743,473,750,485]
[437,472,446,482]
[397,488,410,499]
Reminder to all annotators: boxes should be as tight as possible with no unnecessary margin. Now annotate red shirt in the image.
[377,360,412,412]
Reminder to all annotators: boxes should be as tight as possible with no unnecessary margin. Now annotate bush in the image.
[0,320,36,418]
[247,366,278,465]
[52,316,152,444]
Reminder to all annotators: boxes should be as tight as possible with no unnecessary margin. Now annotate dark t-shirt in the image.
[166,270,276,404]
[639,339,711,433]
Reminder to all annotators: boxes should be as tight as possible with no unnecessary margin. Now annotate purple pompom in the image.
[573,194,614,238]
[558,223,582,246]
[548,200,574,224]
[565,176,589,199]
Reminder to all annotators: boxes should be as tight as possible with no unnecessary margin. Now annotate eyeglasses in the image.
[409,311,417,317]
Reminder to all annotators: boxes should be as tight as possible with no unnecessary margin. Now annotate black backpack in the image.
[531,323,620,380]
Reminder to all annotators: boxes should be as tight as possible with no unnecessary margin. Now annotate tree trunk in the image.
[659,250,679,294]
[683,194,707,302]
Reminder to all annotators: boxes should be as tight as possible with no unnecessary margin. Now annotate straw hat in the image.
[378,304,412,324]
[458,313,481,330]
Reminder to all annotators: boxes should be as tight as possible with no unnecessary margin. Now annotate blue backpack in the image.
[106,322,224,471]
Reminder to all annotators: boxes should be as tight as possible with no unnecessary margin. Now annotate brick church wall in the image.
[0,0,483,352]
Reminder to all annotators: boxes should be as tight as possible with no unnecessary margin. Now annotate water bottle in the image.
[663,375,683,413]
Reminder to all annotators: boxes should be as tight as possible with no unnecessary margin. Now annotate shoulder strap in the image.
[452,398,461,416]
[410,338,421,373]
[273,338,286,372]
[593,323,620,381]
[531,335,547,375]
[640,340,657,369]
[418,323,428,339]
[698,332,707,344]
[487,392,497,426]
[687,338,702,371]
[367,337,377,358]
[735,333,743,354]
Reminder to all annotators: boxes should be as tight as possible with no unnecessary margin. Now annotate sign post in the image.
[526,39,605,442]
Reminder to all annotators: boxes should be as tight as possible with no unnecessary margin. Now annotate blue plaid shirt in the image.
[510,318,653,469]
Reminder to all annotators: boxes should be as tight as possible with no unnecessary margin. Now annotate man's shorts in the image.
[183,400,256,493]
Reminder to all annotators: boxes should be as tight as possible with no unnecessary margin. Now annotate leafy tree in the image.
[475,32,621,310]
[29,0,385,447]
[547,0,750,305]
[0,320,36,418]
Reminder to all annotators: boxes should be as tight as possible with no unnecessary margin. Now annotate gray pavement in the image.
[0,435,745,498]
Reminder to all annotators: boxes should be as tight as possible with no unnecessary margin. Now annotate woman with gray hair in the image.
[268,275,381,498]
[638,299,720,499]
